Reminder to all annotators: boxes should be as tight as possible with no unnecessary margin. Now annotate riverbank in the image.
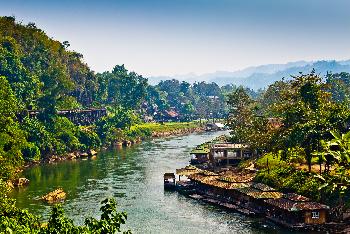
[8,121,209,194]
[16,122,205,177]
[11,130,275,234]
[135,122,205,138]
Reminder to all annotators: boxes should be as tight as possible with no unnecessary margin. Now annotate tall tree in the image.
[270,71,349,171]
[0,76,27,179]
[226,87,255,143]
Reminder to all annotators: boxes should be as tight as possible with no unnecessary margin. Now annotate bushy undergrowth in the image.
[254,153,350,207]
[21,114,200,162]
[0,181,131,233]
[21,116,102,160]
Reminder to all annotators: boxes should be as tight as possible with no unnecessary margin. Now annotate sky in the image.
[1,0,350,77]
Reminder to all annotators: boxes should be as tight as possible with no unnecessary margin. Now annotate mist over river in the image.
[11,131,307,234]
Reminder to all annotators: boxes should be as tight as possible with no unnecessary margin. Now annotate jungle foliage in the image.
[226,70,350,216]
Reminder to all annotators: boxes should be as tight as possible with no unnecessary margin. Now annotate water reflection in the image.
[11,131,307,233]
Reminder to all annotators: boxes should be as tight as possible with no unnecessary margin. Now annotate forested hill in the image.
[0,16,98,111]
[0,16,239,120]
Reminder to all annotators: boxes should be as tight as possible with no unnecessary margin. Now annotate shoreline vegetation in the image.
[170,135,349,232]
[163,70,350,232]
[22,121,205,167]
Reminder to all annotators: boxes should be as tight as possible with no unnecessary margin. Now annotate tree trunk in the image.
[305,146,312,173]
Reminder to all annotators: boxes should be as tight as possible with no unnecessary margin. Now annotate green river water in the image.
[11,131,308,234]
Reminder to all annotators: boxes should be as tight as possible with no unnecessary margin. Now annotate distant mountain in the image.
[148,60,350,90]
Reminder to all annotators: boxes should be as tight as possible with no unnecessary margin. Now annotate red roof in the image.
[165,110,179,118]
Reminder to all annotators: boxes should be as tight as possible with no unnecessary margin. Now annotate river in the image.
[11,131,305,234]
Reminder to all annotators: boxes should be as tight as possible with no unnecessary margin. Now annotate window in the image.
[311,211,320,219]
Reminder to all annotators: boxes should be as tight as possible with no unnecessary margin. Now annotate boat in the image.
[164,173,176,190]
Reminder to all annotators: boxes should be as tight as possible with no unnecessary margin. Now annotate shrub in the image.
[21,117,56,157]
[52,117,83,153]
[21,142,40,161]
[0,180,131,233]
[255,152,287,169]
[78,126,101,150]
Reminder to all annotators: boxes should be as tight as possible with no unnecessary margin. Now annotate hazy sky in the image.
[1,0,350,76]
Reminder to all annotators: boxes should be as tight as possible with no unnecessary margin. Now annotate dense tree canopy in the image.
[227,71,350,169]
[2,15,350,230]
[0,76,27,180]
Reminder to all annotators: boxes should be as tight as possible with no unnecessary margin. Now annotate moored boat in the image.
[164,173,176,190]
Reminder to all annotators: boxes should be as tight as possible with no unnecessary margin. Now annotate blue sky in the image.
[1,0,349,76]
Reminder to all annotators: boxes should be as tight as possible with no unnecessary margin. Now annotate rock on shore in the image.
[41,188,66,203]
[13,177,30,187]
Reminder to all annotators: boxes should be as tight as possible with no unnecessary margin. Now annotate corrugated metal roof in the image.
[211,143,250,150]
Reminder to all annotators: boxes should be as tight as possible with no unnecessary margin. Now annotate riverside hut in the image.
[188,171,254,200]
[190,146,210,165]
[264,193,329,228]
[175,165,202,193]
[232,183,283,214]
[209,143,253,167]
[188,171,220,195]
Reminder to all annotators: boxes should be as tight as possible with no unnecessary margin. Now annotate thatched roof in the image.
[217,172,255,183]
[235,187,260,194]
[231,182,282,199]
[188,173,250,189]
[265,198,329,211]
[283,193,310,202]
[251,183,276,192]
[210,180,250,189]
[176,166,202,176]
[246,191,283,199]
[188,173,219,183]
[200,170,219,176]
[185,165,198,170]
